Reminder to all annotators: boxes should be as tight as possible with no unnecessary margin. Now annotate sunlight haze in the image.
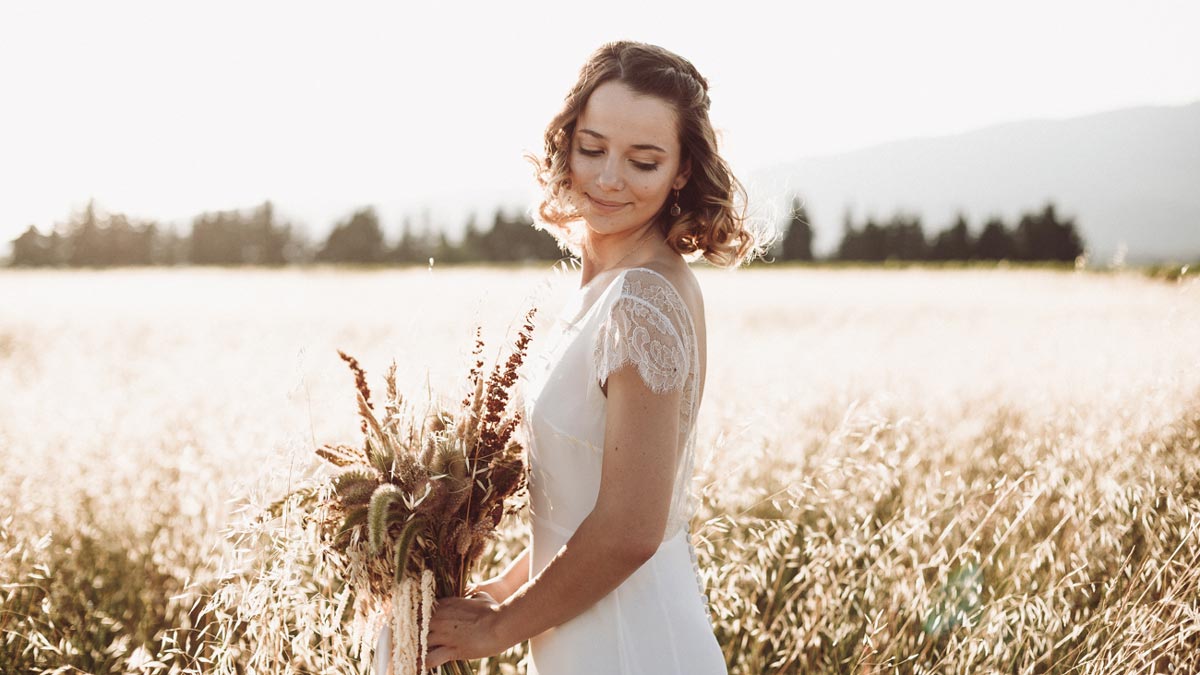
[1,0,1197,248]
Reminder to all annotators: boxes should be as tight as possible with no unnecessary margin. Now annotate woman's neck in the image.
[579,224,666,288]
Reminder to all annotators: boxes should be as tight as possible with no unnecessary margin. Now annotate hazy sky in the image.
[1,0,1197,245]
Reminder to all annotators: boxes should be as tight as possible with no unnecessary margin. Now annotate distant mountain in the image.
[7,102,1197,266]
[750,101,1200,264]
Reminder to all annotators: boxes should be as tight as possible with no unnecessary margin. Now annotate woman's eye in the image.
[577,147,658,172]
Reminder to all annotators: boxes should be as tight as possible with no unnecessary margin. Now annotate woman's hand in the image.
[465,578,510,603]
[424,591,511,671]
[465,548,529,605]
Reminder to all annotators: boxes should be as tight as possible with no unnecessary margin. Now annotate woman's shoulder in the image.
[619,261,702,325]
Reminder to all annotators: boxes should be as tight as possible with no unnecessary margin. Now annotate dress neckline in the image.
[563,266,697,345]
[560,267,633,328]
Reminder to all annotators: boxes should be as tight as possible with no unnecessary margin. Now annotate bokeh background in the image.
[2,2,1199,673]
[2,0,1198,266]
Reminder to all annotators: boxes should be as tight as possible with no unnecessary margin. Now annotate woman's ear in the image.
[673,157,692,191]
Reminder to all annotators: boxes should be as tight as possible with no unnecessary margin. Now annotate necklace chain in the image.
[597,227,656,275]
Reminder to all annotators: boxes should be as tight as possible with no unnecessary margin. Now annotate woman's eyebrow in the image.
[578,128,667,154]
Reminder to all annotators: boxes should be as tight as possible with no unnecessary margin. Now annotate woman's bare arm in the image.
[489,364,680,648]
[471,547,531,603]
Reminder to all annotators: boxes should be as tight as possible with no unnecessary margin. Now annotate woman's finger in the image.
[430,609,465,625]
[433,596,468,610]
[425,646,453,671]
[427,620,458,645]
[431,597,476,620]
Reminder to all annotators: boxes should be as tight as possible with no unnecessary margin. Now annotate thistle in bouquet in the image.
[292,308,536,675]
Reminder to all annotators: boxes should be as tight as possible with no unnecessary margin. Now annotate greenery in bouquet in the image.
[265,307,536,674]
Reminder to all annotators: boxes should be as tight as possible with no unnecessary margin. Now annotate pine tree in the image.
[318,207,386,263]
[781,196,814,261]
[931,212,973,261]
[975,216,1015,260]
[67,198,105,266]
[836,208,860,261]
[10,226,52,266]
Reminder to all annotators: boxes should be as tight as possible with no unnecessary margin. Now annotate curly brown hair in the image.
[525,41,768,268]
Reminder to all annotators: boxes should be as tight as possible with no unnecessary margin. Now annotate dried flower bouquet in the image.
[269,308,536,675]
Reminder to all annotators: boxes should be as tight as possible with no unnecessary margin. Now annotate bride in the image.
[400,40,765,674]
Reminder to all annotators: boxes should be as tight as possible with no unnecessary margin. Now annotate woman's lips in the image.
[586,193,628,212]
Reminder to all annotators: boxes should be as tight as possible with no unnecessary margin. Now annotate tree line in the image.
[7,199,562,267]
[778,197,1085,263]
[7,196,1085,267]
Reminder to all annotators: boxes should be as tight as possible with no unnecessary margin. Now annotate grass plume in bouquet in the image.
[275,307,536,675]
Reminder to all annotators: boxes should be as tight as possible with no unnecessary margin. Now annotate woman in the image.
[423,40,765,673]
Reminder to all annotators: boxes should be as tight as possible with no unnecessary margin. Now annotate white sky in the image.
[1,0,1197,245]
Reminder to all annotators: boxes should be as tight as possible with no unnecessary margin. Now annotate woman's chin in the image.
[582,218,628,234]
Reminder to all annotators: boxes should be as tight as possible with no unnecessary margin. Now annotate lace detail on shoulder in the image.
[592,269,691,396]
[591,267,702,550]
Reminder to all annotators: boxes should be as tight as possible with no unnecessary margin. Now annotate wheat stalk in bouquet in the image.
[271,307,536,675]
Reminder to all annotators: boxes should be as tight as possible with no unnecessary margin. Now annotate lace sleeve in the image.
[592,271,691,396]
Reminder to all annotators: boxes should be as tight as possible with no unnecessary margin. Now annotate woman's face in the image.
[567,80,690,237]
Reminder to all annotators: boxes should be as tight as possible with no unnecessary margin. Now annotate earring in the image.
[669,189,681,217]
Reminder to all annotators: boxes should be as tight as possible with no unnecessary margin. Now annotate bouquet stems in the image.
[300,313,536,675]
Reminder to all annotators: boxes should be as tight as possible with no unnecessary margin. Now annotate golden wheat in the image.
[0,266,1197,674]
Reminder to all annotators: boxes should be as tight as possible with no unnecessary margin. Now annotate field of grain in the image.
[2,265,1198,674]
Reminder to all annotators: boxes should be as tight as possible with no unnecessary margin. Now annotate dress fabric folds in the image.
[519,266,726,675]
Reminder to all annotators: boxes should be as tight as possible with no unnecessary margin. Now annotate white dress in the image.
[519,266,726,675]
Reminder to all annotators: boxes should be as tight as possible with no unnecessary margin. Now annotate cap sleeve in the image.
[592,269,691,396]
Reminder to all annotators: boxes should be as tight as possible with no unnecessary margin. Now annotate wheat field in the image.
[1,265,1198,674]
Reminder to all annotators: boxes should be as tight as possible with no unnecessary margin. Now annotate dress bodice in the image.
[520,266,703,543]
[514,266,725,674]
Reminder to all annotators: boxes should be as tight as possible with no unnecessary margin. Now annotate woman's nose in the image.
[597,158,623,191]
